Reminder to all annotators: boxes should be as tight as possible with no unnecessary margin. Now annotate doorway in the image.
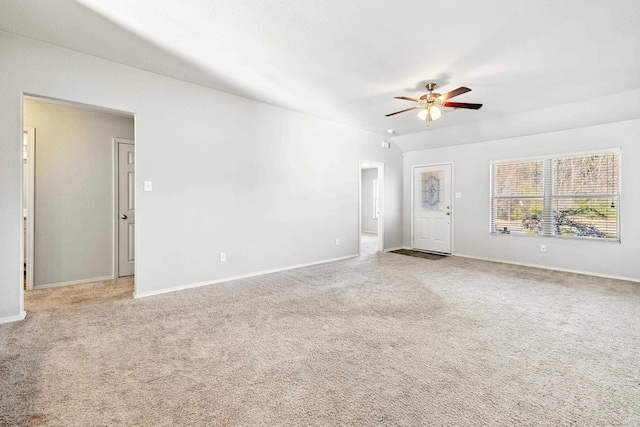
[22,95,135,297]
[359,160,384,255]
[412,163,453,254]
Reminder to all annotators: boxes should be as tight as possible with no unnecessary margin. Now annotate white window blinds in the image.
[491,151,620,240]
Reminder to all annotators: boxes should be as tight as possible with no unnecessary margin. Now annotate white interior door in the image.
[117,142,135,277]
[413,164,452,254]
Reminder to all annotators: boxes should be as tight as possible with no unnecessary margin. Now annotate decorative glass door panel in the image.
[421,171,444,211]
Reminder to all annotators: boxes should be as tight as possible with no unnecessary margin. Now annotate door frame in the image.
[113,138,135,278]
[358,159,385,255]
[24,127,36,291]
[410,162,455,254]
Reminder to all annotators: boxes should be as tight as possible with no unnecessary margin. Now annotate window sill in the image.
[490,232,620,243]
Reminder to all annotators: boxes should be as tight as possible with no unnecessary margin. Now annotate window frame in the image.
[490,148,621,242]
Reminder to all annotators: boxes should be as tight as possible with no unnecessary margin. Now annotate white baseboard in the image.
[383,246,406,252]
[0,311,26,324]
[134,254,359,299]
[33,275,114,290]
[453,253,640,283]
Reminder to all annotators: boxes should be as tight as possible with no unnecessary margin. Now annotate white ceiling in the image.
[2,0,639,151]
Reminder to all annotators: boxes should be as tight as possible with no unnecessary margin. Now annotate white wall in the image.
[360,168,378,233]
[0,31,403,321]
[401,119,640,281]
[24,99,134,287]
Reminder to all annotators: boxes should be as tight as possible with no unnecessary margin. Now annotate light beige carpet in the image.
[1,254,639,426]
[361,232,378,256]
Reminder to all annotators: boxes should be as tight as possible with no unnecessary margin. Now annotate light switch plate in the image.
[455,192,462,199]
[144,181,153,192]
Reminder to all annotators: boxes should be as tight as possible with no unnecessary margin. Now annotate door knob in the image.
[121,214,127,219]
[446,212,450,215]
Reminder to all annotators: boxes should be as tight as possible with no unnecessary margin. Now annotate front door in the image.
[413,163,452,254]
[117,141,135,277]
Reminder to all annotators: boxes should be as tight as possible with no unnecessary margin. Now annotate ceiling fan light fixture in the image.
[417,108,429,120]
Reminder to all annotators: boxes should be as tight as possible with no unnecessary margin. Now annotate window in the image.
[491,150,620,240]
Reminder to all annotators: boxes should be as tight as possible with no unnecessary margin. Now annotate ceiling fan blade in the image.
[385,106,421,117]
[394,96,420,102]
[439,87,471,101]
[443,102,483,110]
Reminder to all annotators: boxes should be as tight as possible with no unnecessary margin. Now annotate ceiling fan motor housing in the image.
[419,93,444,106]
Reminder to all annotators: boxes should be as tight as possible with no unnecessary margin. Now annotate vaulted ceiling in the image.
[1,0,639,151]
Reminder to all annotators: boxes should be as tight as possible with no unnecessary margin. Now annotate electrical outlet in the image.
[219,252,226,262]
[335,238,340,246]
[540,245,547,253]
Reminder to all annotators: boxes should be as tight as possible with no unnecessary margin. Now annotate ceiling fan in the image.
[386,83,482,129]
